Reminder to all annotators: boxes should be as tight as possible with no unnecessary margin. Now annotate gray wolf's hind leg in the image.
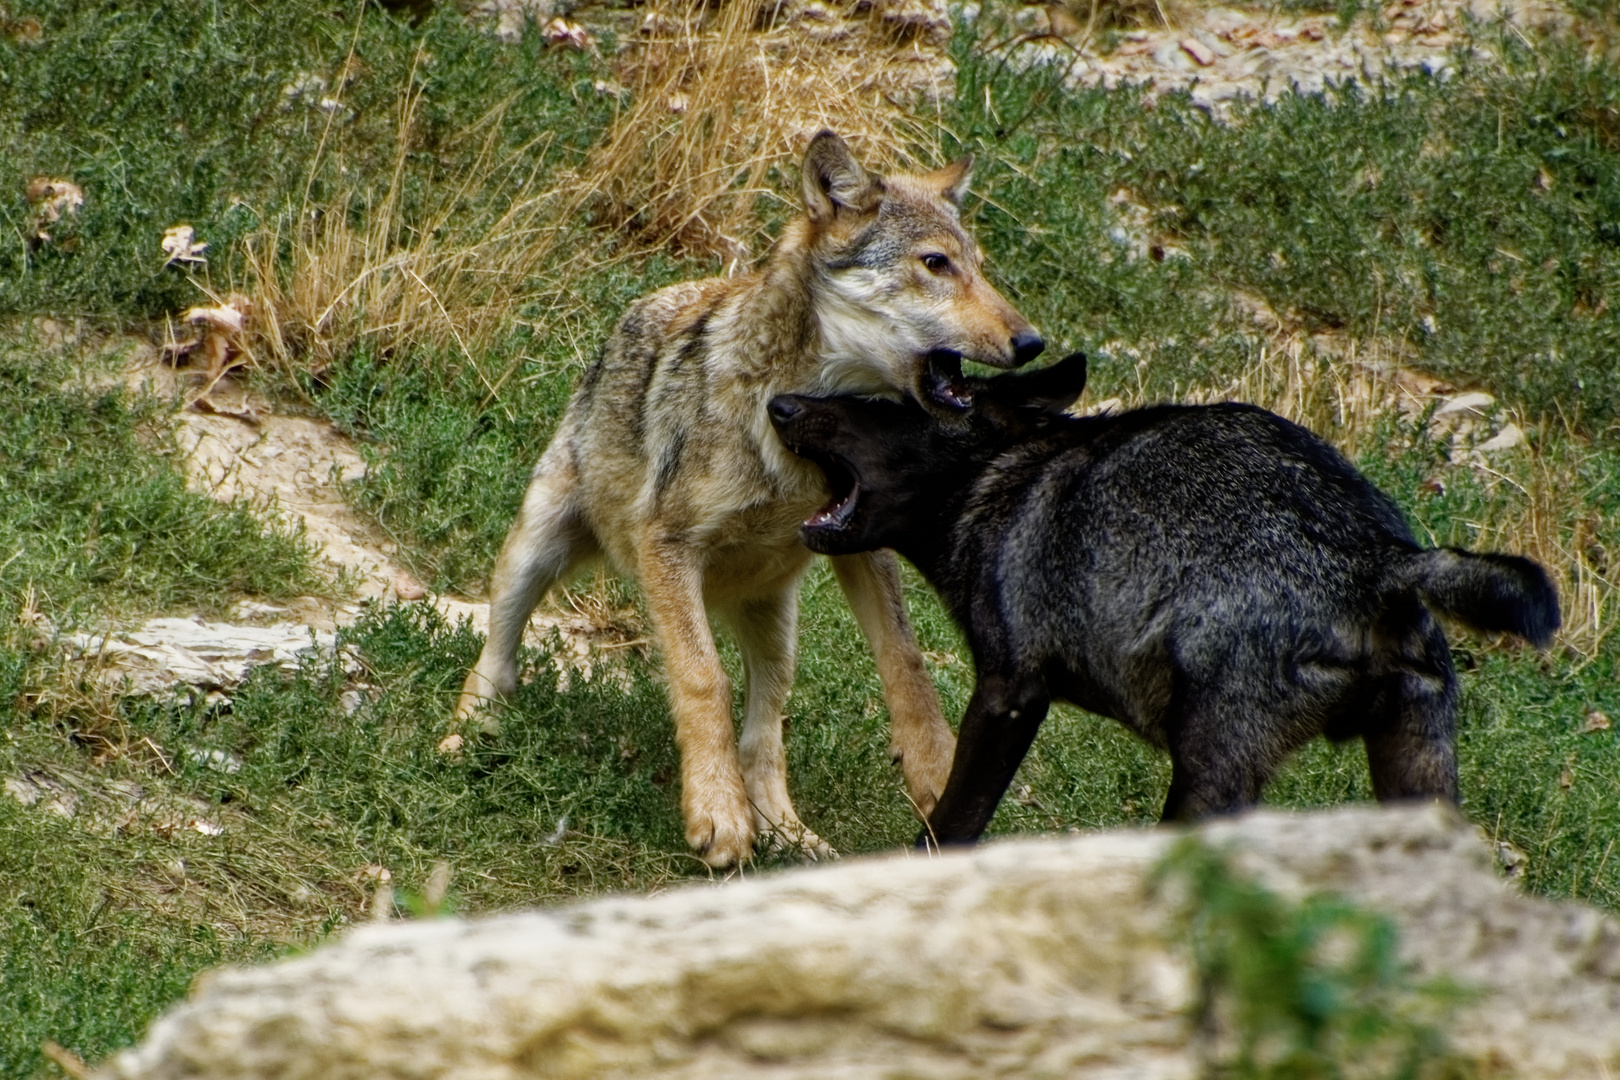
[1364,667,1459,804]
[452,433,599,739]
[725,586,833,861]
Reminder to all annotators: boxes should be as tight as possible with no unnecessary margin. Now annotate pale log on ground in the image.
[100,805,1620,1080]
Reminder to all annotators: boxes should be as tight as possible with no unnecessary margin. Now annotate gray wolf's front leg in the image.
[831,551,957,819]
[640,537,755,868]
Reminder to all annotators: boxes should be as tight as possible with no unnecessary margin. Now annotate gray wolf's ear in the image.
[927,153,974,207]
[990,352,1088,413]
[802,130,880,223]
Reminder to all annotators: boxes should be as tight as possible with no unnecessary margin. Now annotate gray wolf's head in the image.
[786,131,1044,413]
[767,352,1087,554]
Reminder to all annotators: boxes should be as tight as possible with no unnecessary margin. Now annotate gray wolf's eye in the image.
[921,253,950,274]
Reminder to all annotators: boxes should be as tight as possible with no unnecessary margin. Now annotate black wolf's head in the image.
[768,352,1088,555]
[789,131,1044,414]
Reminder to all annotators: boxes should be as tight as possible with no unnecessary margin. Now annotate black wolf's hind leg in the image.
[922,674,1049,847]
[1160,705,1275,823]
[1364,667,1459,804]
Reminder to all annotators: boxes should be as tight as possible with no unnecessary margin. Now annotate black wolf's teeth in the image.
[924,350,972,412]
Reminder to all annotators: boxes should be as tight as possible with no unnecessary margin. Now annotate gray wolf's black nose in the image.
[1011,330,1045,366]
[768,396,802,424]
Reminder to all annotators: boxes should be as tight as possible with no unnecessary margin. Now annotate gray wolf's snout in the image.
[1011,329,1045,366]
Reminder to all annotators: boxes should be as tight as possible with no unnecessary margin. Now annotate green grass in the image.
[952,28,1620,435]
[0,0,612,320]
[3,2,1620,1077]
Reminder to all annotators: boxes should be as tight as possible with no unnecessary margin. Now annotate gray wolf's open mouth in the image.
[923,349,972,412]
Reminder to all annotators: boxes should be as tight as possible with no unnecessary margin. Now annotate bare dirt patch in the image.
[62,344,634,698]
[995,0,1580,112]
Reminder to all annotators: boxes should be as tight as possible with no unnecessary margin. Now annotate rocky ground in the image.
[997,0,1578,110]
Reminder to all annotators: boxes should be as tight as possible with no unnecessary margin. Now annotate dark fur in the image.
[768,354,1561,844]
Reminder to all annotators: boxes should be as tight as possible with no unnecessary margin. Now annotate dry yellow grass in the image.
[238,0,954,378]
[587,0,950,260]
[240,48,576,383]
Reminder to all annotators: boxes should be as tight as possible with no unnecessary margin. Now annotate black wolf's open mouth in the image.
[923,349,972,412]
[804,453,860,532]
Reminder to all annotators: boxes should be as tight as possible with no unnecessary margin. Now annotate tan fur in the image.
[454,132,1040,867]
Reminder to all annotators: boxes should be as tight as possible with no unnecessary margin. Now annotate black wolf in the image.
[768,353,1560,844]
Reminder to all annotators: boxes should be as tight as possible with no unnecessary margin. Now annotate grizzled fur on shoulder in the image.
[769,353,1561,845]
[453,132,1044,868]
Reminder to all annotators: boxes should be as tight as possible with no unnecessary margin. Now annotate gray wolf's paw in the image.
[685,783,756,869]
[893,725,957,820]
[756,818,836,863]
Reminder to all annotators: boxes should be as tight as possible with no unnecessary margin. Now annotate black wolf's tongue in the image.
[924,350,972,411]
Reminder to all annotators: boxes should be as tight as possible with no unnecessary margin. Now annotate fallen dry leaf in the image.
[542,16,592,49]
[162,223,208,266]
[4,15,44,45]
[25,177,84,242]
[164,293,258,415]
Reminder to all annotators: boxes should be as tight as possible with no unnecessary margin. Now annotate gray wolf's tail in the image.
[1400,548,1561,648]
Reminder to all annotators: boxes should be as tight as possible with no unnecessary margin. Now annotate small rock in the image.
[1180,37,1216,66]
[1433,391,1496,420]
[1477,423,1524,452]
[185,748,242,775]
[1153,39,1195,71]
[1493,838,1529,881]
[393,570,427,602]
[1583,710,1612,733]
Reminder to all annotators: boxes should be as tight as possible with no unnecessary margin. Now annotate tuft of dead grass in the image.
[240,46,578,384]
[1059,0,1193,32]
[588,0,950,260]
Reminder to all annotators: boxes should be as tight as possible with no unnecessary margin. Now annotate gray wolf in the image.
[454,131,1043,867]
[768,352,1560,844]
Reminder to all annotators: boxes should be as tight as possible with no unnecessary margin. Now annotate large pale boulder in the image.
[101,805,1620,1080]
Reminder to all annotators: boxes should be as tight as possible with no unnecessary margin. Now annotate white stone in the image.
[1477,422,1526,451]
[100,806,1620,1080]
[1434,390,1497,419]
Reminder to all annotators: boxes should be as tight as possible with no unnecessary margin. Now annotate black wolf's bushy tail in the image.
[1400,548,1561,648]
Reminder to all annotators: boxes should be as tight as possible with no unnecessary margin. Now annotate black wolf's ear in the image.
[802,130,880,223]
[988,352,1088,414]
[927,153,974,208]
